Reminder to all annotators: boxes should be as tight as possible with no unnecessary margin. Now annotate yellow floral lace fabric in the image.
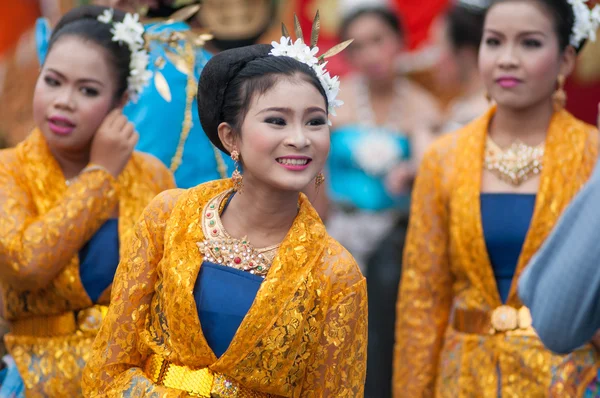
[0,130,175,396]
[393,109,599,397]
[83,179,367,397]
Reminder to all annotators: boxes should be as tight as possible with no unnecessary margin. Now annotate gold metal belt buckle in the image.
[490,305,534,334]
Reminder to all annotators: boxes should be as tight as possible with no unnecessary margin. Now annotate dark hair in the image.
[46,5,133,99]
[487,0,581,52]
[222,57,328,134]
[447,4,486,51]
[339,6,403,41]
[198,44,328,154]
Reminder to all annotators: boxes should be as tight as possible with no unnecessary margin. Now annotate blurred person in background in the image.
[431,0,489,133]
[0,5,174,396]
[326,4,440,397]
[0,1,63,147]
[393,0,600,395]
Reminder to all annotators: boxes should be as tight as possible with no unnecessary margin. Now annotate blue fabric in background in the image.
[328,125,411,212]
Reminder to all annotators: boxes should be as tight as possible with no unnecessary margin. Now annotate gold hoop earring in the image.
[553,75,567,112]
[230,150,243,192]
[315,171,325,192]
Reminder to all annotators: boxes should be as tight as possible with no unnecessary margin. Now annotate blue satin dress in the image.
[480,194,536,302]
[124,21,233,188]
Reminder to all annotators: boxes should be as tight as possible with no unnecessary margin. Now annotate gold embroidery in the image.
[0,130,174,396]
[484,136,544,186]
[393,108,600,397]
[198,190,279,277]
[83,180,367,397]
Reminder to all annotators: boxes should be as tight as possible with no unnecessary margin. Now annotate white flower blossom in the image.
[353,133,402,176]
[567,0,600,47]
[97,10,151,101]
[270,37,292,57]
[97,9,114,24]
[269,35,345,116]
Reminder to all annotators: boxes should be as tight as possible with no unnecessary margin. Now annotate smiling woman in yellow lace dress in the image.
[393,0,600,396]
[0,6,174,397]
[82,21,367,398]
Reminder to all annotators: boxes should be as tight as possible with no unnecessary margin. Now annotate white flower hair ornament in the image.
[97,9,152,102]
[567,0,600,48]
[270,12,353,123]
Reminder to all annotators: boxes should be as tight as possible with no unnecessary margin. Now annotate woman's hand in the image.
[90,109,138,178]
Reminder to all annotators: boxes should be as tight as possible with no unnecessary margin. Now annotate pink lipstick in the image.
[276,156,312,171]
[47,115,76,136]
[496,77,522,88]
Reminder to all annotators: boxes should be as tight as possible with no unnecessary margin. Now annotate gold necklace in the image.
[484,137,544,186]
[197,190,280,277]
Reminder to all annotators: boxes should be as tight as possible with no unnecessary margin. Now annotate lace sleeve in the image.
[301,247,368,397]
[137,152,176,192]
[82,190,185,398]
[392,143,454,397]
[0,165,118,291]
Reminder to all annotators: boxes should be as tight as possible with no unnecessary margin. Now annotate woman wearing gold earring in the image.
[393,0,600,396]
[82,13,367,397]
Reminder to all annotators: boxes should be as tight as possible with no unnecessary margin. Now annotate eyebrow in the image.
[484,28,547,37]
[46,68,105,86]
[257,106,327,115]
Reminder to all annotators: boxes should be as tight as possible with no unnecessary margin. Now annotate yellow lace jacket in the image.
[393,108,599,398]
[82,179,367,397]
[0,129,175,396]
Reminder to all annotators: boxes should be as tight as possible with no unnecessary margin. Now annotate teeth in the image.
[277,158,308,166]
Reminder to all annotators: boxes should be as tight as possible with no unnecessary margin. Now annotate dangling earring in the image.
[230,149,243,192]
[553,75,567,112]
[315,171,325,192]
[485,91,492,103]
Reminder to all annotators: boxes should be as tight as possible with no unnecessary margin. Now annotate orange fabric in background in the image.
[0,2,41,56]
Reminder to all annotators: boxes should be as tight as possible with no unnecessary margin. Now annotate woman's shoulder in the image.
[130,151,176,190]
[0,147,18,166]
[317,235,365,291]
[0,148,21,177]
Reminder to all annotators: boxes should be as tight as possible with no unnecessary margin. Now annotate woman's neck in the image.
[489,99,554,147]
[365,74,398,98]
[220,179,299,248]
[50,147,90,180]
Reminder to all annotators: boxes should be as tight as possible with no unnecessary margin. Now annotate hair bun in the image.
[197,44,271,154]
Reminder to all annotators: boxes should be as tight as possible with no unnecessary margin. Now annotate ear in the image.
[559,45,577,77]
[217,122,238,154]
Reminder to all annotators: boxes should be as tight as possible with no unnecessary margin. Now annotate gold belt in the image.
[143,354,272,397]
[10,305,108,337]
[453,305,537,336]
